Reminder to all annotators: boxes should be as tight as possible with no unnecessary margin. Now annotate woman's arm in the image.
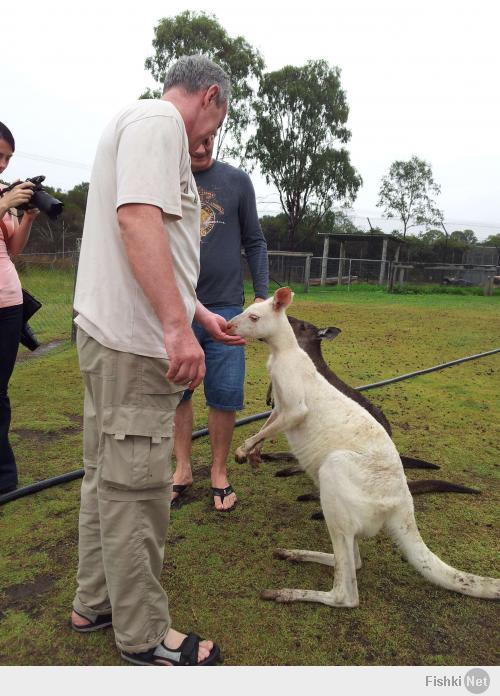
[6,207,39,256]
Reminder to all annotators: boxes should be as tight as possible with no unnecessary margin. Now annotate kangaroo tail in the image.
[385,506,500,599]
[401,455,440,470]
[407,479,481,496]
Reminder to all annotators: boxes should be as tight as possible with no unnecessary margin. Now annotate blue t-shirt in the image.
[193,160,268,307]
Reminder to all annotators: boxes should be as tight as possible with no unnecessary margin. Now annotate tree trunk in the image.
[287,220,295,251]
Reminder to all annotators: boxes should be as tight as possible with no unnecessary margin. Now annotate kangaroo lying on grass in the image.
[263,315,479,509]
[228,288,499,606]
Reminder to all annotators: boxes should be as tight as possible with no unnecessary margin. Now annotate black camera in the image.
[3,175,64,219]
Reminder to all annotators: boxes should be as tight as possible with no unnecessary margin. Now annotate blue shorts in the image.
[181,306,245,411]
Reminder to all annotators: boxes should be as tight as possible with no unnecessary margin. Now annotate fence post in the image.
[338,242,345,285]
[388,263,396,293]
[379,238,388,285]
[483,276,493,296]
[321,236,329,286]
[304,254,311,293]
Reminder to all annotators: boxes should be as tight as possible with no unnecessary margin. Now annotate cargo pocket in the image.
[138,355,186,409]
[98,405,175,501]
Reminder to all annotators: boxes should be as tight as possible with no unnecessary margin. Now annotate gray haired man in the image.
[71,56,243,666]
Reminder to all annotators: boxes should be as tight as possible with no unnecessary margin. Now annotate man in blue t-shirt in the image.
[172,133,268,511]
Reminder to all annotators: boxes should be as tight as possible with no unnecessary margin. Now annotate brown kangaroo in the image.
[259,315,480,507]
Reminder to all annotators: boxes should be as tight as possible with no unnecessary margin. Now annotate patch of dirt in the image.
[12,425,81,442]
[170,484,210,510]
[1,573,56,618]
[16,340,64,362]
[168,534,186,546]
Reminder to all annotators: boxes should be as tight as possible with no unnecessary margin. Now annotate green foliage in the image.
[318,209,360,236]
[377,156,443,237]
[481,233,500,248]
[248,60,362,249]
[142,10,264,161]
[449,229,478,246]
[260,209,362,255]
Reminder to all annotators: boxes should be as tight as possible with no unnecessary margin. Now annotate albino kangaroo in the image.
[228,288,499,606]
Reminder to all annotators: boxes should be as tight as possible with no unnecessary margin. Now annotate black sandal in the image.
[212,485,237,512]
[71,610,113,633]
[121,633,222,666]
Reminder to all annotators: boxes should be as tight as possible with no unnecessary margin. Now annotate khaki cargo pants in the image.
[72,328,184,653]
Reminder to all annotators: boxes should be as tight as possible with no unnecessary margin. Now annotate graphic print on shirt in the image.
[197,186,225,240]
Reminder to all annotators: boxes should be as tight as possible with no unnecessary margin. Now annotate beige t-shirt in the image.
[74,100,200,358]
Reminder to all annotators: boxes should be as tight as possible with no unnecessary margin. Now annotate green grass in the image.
[0,288,499,666]
[17,266,75,349]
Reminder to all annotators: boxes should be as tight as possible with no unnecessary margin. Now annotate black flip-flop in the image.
[212,485,237,512]
[71,610,113,633]
[121,632,222,666]
[170,484,191,508]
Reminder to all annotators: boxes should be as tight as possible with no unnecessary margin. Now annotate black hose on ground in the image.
[1,347,498,506]
[356,347,500,391]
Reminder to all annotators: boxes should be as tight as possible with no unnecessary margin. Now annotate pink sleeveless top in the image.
[0,213,23,308]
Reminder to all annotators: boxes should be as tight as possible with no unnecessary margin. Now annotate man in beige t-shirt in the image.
[71,56,243,667]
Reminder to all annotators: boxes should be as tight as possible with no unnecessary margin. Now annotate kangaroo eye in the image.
[249,314,259,322]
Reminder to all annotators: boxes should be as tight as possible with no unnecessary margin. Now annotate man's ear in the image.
[317,326,341,341]
[203,84,220,106]
[273,287,294,312]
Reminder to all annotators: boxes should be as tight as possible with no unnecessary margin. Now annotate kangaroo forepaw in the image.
[234,447,248,463]
[248,446,262,469]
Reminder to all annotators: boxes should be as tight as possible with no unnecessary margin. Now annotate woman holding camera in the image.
[0,122,39,494]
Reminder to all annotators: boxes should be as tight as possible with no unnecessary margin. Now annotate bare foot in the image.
[71,610,90,628]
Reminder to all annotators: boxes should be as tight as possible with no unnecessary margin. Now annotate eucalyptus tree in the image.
[141,10,264,160]
[377,156,443,238]
[247,60,361,250]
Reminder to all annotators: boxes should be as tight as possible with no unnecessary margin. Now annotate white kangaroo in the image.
[228,287,500,607]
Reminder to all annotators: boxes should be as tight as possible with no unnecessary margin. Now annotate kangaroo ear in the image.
[317,326,341,340]
[273,287,294,312]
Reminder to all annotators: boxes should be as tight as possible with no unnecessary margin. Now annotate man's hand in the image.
[194,302,246,346]
[164,324,206,389]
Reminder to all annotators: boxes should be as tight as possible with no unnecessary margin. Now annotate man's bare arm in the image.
[117,203,205,388]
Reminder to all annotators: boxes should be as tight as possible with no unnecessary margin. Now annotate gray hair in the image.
[163,55,231,105]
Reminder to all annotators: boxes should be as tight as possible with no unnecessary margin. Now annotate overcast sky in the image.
[2,0,499,240]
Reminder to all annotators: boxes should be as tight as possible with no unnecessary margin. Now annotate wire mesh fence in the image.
[14,252,77,349]
[15,248,500,358]
[309,257,387,285]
